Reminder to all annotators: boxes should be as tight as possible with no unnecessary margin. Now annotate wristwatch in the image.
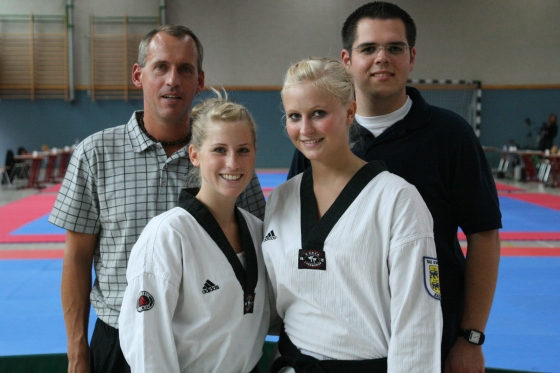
[460,329,485,345]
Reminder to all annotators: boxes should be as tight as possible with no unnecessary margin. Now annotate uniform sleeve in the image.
[386,185,442,373]
[237,172,266,220]
[48,141,100,234]
[119,219,182,373]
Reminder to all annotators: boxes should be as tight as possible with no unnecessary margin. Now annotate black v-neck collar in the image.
[299,161,387,251]
[178,189,258,295]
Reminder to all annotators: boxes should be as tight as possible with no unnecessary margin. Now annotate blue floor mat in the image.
[10,213,65,235]
[484,257,560,372]
[0,259,96,355]
[499,196,560,232]
[1,257,559,372]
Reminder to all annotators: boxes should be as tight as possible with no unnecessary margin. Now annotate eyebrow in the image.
[210,143,252,146]
[151,60,196,69]
[353,41,408,49]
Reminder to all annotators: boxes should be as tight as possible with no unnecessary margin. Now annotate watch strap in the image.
[460,329,485,345]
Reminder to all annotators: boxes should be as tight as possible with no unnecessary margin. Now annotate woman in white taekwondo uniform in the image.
[119,91,270,373]
[263,57,442,373]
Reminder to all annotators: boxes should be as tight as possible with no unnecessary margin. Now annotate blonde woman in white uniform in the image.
[119,92,269,373]
[263,57,442,373]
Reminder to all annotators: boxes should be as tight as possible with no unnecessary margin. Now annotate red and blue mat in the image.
[2,175,560,245]
[1,173,560,371]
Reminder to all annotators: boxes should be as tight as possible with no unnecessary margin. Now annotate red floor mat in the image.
[0,249,64,259]
[458,231,560,240]
[495,182,524,192]
[0,193,64,243]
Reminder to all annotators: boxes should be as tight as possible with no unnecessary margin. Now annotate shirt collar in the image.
[127,111,154,153]
[127,111,190,155]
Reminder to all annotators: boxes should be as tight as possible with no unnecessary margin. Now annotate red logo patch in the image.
[136,291,155,312]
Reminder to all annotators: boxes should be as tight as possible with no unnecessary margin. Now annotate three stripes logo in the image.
[263,230,277,242]
[202,279,219,294]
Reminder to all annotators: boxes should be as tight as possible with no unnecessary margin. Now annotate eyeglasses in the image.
[351,43,410,57]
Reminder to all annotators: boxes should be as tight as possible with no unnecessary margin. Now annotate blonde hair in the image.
[190,88,257,149]
[281,57,354,107]
[188,88,257,184]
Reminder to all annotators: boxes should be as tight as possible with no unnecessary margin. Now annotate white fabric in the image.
[238,251,246,269]
[119,207,269,373]
[355,96,412,137]
[263,170,442,372]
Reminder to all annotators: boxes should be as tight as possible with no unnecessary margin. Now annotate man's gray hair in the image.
[137,24,203,73]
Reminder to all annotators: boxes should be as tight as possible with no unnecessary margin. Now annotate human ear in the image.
[189,145,200,167]
[132,64,143,89]
[409,47,416,72]
[197,70,205,93]
[341,49,352,68]
[346,101,357,126]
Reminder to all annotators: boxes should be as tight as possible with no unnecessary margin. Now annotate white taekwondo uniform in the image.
[263,163,442,373]
[120,191,270,373]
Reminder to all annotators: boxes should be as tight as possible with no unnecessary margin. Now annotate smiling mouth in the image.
[221,174,242,181]
[302,138,323,145]
[162,94,181,100]
[372,72,393,77]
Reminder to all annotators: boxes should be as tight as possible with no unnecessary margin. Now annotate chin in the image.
[218,184,247,199]
[298,149,322,161]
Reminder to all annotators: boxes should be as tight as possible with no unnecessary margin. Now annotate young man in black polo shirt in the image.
[288,3,502,372]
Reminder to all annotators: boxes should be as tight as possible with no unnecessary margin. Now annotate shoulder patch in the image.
[136,290,155,312]
[423,257,441,300]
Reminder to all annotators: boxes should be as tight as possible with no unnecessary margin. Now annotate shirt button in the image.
[161,181,167,187]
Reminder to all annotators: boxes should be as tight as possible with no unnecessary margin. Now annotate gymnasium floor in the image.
[1,172,559,372]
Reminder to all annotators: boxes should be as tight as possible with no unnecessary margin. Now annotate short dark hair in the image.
[341,2,416,53]
[138,24,204,73]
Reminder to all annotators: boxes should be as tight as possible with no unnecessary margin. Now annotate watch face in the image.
[469,331,481,344]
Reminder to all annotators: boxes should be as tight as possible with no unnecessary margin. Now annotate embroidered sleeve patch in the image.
[423,257,441,300]
[136,291,155,312]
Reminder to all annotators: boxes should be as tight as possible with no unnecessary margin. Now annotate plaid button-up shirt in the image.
[49,111,265,327]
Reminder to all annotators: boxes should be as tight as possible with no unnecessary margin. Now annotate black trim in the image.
[178,190,258,313]
[299,161,387,252]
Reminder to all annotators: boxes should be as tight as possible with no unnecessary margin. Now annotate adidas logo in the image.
[202,279,220,294]
[264,230,277,242]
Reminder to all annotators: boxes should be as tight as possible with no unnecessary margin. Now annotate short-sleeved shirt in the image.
[49,111,266,328]
[288,87,502,361]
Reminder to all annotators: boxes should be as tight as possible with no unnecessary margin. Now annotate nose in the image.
[374,47,390,63]
[300,117,315,136]
[226,152,240,169]
[166,67,179,86]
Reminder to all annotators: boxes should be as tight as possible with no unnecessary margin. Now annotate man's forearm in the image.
[461,229,501,331]
[61,253,92,354]
[444,229,500,373]
[61,231,97,373]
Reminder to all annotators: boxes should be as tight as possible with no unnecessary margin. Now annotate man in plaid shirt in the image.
[49,25,265,373]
